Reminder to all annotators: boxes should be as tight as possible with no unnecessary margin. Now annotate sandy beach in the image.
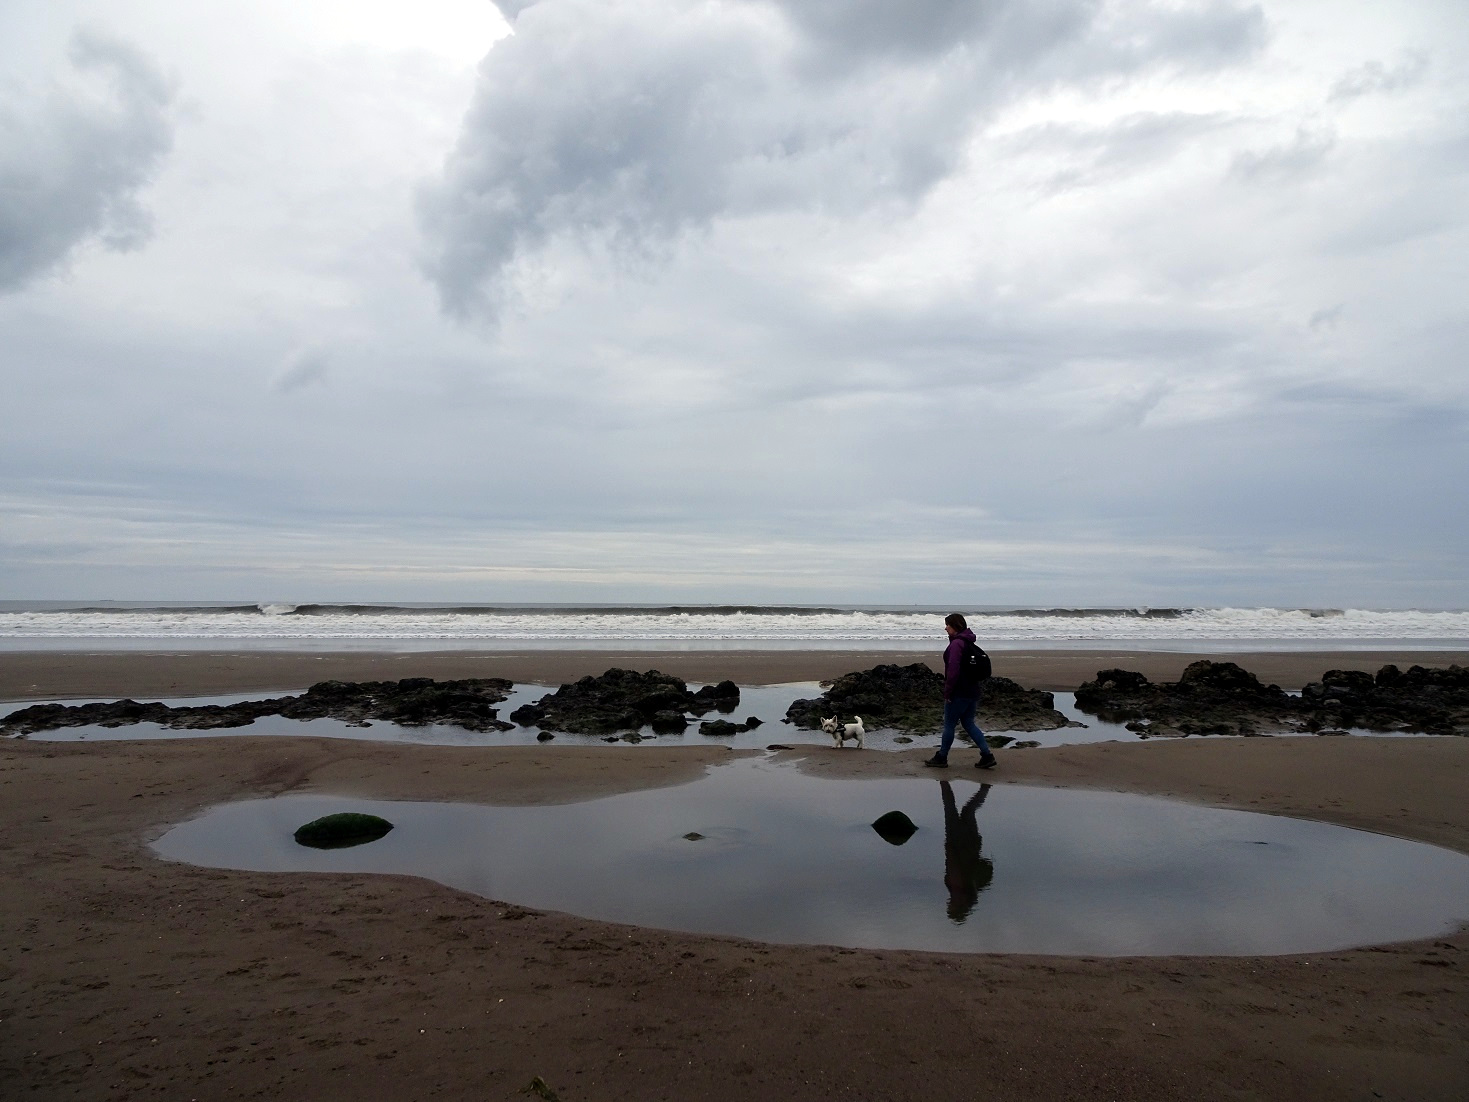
[3,649,1467,1100]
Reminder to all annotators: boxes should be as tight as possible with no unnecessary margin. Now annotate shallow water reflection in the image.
[152,759,1469,956]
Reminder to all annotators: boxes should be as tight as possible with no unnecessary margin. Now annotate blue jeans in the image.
[940,695,992,759]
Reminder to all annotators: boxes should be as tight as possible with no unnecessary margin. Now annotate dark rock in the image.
[871,810,918,845]
[689,680,741,715]
[987,735,1015,748]
[1076,660,1469,737]
[507,669,746,735]
[1074,660,1304,736]
[293,812,394,849]
[0,677,515,736]
[1011,740,1041,748]
[784,663,1072,734]
[698,719,742,736]
[1301,664,1469,735]
[682,832,705,841]
[535,731,554,742]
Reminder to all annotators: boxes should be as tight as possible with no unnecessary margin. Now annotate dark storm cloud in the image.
[0,29,175,293]
[419,0,1265,319]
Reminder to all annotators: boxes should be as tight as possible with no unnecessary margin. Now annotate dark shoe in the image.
[976,754,997,770]
[923,754,949,768]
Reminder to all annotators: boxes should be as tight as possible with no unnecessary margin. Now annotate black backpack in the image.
[953,639,992,692]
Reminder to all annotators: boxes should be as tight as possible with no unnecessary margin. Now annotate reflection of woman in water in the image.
[942,780,994,923]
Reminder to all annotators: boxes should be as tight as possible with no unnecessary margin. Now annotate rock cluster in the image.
[1074,661,1300,737]
[784,663,1075,735]
[1074,661,1469,737]
[1300,664,1469,736]
[508,668,741,735]
[0,677,515,737]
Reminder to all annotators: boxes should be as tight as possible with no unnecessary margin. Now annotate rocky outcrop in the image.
[1073,661,1302,737]
[1300,664,1469,736]
[507,669,741,735]
[0,677,515,736]
[1074,660,1469,737]
[783,663,1075,735]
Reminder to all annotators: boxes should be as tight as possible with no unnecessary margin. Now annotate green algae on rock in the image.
[294,812,394,850]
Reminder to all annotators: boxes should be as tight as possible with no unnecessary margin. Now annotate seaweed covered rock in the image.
[293,812,394,849]
[1074,661,1304,736]
[784,663,1073,735]
[508,669,743,735]
[0,677,515,736]
[1300,664,1469,735]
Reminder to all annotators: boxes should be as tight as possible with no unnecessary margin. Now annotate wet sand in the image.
[2,649,1467,1100]
[4,646,1467,701]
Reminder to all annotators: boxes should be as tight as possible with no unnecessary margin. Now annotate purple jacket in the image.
[943,628,978,700]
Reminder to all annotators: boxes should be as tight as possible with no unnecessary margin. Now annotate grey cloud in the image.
[0,29,176,293]
[1329,52,1429,102]
[1230,126,1335,181]
[1308,305,1343,330]
[491,0,540,22]
[272,349,330,393]
[419,0,1267,319]
[1004,111,1236,192]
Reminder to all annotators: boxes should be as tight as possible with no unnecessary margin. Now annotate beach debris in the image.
[521,1076,560,1101]
[507,668,740,734]
[293,812,394,849]
[0,676,515,736]
[784,663,1076,735]
[871,810,918,845]
[1075,660,1469,737]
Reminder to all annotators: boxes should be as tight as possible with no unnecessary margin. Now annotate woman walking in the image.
[925,612,998,769]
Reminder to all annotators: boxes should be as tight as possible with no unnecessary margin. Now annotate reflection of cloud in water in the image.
[152,758,1469,956]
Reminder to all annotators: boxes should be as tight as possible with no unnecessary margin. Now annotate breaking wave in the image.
[0,604,1465,647]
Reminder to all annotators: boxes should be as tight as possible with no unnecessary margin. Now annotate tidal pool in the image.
[6,683,1419,748]
[152,759,1469,956]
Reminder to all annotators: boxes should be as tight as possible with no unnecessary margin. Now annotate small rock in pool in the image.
[682,832,705,841]
[871,810,918,845]
[294,812,394,850]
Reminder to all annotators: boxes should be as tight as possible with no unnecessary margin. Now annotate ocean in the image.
[1,602,1467,651]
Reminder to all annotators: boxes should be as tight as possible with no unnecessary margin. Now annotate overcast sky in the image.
[1,0,1465,607]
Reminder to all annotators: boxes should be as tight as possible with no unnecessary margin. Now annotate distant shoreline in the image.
[3,646,1467,702]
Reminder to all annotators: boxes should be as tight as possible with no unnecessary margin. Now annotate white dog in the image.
[822,715,864,749]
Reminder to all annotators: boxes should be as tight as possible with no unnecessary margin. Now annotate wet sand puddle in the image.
[152,757,1469,956]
